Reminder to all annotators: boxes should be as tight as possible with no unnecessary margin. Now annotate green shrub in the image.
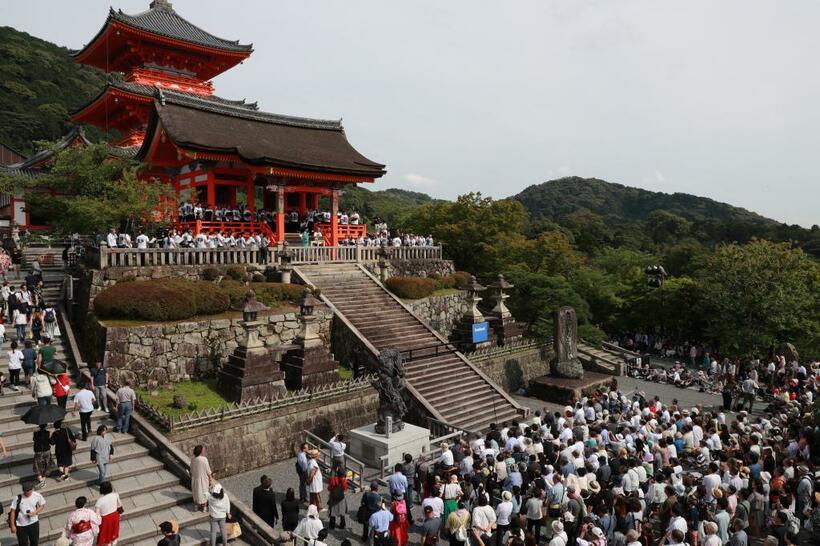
[255,283,310,306]
[202,267,220,281]
[451,271,472,289]
[428,273,456,290]
[385,276,436,299]
[187,402,198,411]
[578,323,607,346]
[226,266,247,282]
[95,279,230,321]
[219,280,248,306]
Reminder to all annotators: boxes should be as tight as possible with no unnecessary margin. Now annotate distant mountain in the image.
[340,186,442,228]
[0,26,107,155]
[513,177,775,226]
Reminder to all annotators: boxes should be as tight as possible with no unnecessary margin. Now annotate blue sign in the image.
[472,322,489,343]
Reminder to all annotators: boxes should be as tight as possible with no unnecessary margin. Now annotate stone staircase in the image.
[577,342,626,375]
[296,263,526,432]
[0,318,219,546]
[20,247,66,306]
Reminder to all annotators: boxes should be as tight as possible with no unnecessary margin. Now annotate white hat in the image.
[591,528,604,539]
[211,484,223,494]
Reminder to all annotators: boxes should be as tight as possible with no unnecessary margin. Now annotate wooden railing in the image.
[97,245,271,268]
[92,244,443,268]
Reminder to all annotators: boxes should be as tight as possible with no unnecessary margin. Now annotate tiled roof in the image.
[156,88,342,130]
[112,80,259,110]
[140,94,385,177]
[109,3,252,53]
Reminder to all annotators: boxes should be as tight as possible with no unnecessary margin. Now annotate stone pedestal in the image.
[489,316,523,346]
[282,345,340,390]
[529,372,617,405]
[219,343,286,403]
[348,422,430,469]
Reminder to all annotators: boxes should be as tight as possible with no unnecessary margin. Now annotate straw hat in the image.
[502,491,512,501]
[588,481,601,494]
[712,488,724,499]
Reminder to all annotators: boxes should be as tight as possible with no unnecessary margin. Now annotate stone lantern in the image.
[451,275,492,352]
[488,274,523,346]
[218,290,286,403]
[377,245,391,283]
[277,245,294,284]
[489,274,513,319]
[282,287,340,390]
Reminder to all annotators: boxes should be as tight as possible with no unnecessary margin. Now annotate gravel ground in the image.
[220,373,737,546]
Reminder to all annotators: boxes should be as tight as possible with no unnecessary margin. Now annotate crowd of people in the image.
[271,361,819,546]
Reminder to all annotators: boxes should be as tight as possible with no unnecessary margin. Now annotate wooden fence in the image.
[91,244,443,269]
[137,376,375,432]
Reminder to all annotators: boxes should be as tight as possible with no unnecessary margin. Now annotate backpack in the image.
[44,309,55,323]
[392,500,408,524]
[785,510,801,536]
[8,494,20,527]
[329,481,345,503]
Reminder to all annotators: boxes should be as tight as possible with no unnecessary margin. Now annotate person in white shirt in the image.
[9,483,46,542]
[7,340,23,389]
[328,434,346,471]
[106,229,118,248]
[135,232,152,249]
[471,495,496,544]
[73,382,97,441]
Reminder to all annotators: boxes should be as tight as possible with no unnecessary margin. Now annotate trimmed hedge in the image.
[385,276,436,299]
[429,273,457,290]
[255,283,308,307]
[226,266,247,282]
[95,280,231,321]
[202,267,220,281]
[451,271,472,289]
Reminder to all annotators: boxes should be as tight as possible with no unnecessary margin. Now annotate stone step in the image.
[0,489,199,546]
[126,516,225,546]
[443,402,518,430]
[0,440,149,489]
[423,381,491,405]
[0,458,172,526]
[2,417,119,455]
[454,408,521,432]
[0,414,116,447]
[367,331,435,345]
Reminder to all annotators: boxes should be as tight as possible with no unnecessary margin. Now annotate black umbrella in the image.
[21,404,66,426]
[40,360,67,375]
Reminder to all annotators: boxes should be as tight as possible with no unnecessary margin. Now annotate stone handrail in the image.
[59,305,286,546]
[92,244,443,269]
[303,430,367,491]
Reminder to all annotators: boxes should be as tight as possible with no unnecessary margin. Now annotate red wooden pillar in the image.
[275,185,285,244]
[298,192,307,217]
[330,188,339,247]
[246,177,255,213]
[312,193,320,210]
[207,171,215,206]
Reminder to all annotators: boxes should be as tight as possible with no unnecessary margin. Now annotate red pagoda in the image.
[73,0,385,245]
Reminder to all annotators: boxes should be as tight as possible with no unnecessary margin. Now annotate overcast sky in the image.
[6,1,819,226]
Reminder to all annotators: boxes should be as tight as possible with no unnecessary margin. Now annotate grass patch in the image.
[137,379,232,419]
[399,287,461,303]
[338,366,353,381]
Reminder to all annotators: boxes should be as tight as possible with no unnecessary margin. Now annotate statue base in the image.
[550,357,584,379]
[282,345,340,391]
[348,422,431,469]
[529,372,617,405]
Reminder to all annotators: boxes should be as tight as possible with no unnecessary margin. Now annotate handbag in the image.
[356,503,368,524]
[227,521,242,540]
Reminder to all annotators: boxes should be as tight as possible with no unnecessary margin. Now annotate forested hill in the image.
[0,26,106,155]
[513,177,774,226]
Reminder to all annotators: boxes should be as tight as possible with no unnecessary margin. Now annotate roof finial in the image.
[149,0,173,11]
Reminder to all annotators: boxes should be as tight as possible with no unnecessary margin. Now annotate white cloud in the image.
[402,173,438,188]
[642,170,668,185]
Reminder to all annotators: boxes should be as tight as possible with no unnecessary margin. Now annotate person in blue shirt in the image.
[367,500,393,546]
[387,464,408,502]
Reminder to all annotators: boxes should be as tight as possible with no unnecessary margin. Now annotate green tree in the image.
[0,143,172,235]
[646,209,692,245]
[406,193,527,276]
[698,239,820,356]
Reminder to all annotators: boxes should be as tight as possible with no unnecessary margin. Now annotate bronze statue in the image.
[370,348,408,434]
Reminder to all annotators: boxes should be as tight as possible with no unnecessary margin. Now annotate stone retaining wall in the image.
[169,388,379,476]
[468,343,553,393]
[362,258,455,280]
[98,307,332,388]
[406,291,469,337]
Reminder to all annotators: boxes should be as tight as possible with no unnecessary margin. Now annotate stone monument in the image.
[550,306,584,379]
[282,288,341,390]
[348,348,430,468]
[218,291,286,403]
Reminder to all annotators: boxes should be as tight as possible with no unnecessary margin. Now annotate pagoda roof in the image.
[14,126,93,171]
[139,90,386,178]
[76,1,252,57]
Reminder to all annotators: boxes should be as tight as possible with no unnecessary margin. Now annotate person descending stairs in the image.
[0,313,226,546]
